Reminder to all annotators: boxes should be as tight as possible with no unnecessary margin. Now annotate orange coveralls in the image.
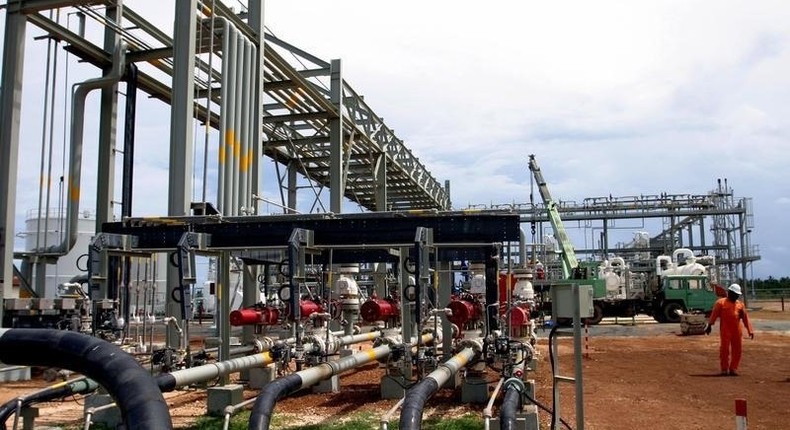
[708,298,754,373]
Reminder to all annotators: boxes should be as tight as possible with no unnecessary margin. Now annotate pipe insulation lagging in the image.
[500,388,521,430]
[0,377,98,430]
[248,345,394,430]
[399,346,479,430]
[157,351,274,392]
[0,329,171,430]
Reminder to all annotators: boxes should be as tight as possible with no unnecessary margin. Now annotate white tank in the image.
[23,210,95,297]
[24,209,168,313]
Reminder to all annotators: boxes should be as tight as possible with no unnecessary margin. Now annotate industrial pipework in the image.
[0,376,98,430]
[498,348,529,430]
[0,329,171,430]
[248,332,434,430]
[399,340,483,430]
[44,41,127,254]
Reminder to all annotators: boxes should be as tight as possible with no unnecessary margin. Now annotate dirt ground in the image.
[1,309,788,429]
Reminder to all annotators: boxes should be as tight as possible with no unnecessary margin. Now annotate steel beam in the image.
[329,59,344,213]
[8,0,101,13]
[0,4,27,319]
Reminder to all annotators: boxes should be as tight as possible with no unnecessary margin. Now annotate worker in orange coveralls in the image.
[705,283,754,376]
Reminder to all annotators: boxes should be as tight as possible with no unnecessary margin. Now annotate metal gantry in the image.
[480,185,760,286]
[0,1,450,321]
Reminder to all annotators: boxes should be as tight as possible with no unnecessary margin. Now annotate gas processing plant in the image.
[0,2,760,430]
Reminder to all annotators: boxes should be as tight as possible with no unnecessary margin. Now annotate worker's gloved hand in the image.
[748,332,754,340]
[704,324,712,335]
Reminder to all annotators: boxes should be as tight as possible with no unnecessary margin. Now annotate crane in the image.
[527,154,580,279]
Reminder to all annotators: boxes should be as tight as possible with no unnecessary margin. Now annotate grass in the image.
[186,411,484,430]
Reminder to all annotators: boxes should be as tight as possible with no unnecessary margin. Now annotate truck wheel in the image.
[585,303,604,325]
[662,302,685,324]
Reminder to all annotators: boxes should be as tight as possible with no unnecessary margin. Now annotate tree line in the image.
[751,277,790,297]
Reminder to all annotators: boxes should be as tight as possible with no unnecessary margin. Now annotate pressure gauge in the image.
[404,285,417,302]
[278,286,291,302]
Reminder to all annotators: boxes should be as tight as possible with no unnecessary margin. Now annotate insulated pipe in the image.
[0,329,171,430]
[483,378,505,430]
[231,32,244,215]
[246,43,257,211]
[45,42,126,254]
[217,17,230,213]
[499,348,528,430]
[249,333,435,430]
[519,228,528,268]
[399,346,480,430]
[239,38,251,214]
[222,22,237,214]
[0,377,98,430]
[157,351,275,392]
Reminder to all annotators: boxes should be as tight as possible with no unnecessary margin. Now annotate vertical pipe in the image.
[222,23,236,215]
[217,19,229,214]
[166,0,196,348]
[239,38,251,214]
[231,33,243,216]
[121,64,138,218]
[246,43,257,211]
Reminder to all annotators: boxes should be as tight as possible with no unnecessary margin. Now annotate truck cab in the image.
[654,275,718,323]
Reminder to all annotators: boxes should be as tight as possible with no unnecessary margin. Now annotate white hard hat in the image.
[728,283,742,295]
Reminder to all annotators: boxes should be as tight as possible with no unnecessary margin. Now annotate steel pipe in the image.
[499,348,529,430]
[399,346,480,430]
[0,329,171,430]
[0,376,98,430]
[157,351,274,392]
[483,378,505,430]
[45,41,126,254]
[249,333,434,430]
[217,17,230,212]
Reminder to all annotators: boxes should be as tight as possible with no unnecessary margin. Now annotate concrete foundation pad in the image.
[248,366,277,389]
[85,393,122,429]
[489,404,540,430]
[313,375,340,393]
[0,365,31,382]
[380,374,407,399]
[207,384,243,416]
[461,377,490,403]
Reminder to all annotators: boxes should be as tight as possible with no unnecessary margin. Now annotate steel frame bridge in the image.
[0,0,450,322]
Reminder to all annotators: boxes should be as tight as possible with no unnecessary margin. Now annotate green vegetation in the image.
[186,411,484,430]
[752,277,790,298]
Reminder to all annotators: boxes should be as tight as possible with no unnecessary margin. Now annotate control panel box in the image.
[551,284,594,319]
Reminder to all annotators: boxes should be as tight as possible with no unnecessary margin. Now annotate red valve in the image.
[448,299,482,328]
[360,298,399,322]
[230,307,281,326]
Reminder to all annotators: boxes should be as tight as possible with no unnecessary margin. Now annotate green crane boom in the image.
[528,154,579,279]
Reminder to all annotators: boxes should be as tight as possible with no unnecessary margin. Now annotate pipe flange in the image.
[374,335,403,348]
[503,377,525,393]
[457,338,484,355]
[252,338,265,353]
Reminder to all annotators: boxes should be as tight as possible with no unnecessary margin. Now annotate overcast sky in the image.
[4,1,789,280]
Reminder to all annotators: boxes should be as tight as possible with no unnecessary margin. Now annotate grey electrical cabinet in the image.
[551,283,594,319]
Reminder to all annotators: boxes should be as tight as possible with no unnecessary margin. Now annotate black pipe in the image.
[248,374,302,430]
[398,377,439,430]
[121,63,137,219]
[485,246,500,336]
[0,329,172,430]
[500,386,521,430]
[0,377,97,430]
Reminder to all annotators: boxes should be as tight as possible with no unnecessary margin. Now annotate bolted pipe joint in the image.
[457,338,484,355]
